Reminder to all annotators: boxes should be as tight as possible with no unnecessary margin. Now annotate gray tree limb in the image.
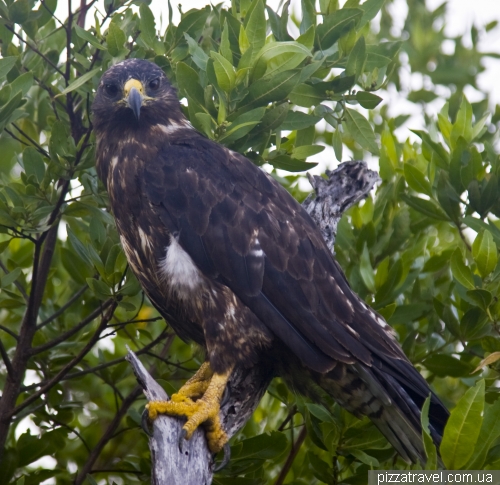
[126,160,379,485]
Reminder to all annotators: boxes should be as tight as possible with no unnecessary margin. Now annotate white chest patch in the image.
[159,237,203,298]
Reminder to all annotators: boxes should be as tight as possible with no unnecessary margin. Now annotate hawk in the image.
[92,59,448,463]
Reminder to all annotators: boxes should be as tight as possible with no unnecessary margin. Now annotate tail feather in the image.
[320,360,449,464]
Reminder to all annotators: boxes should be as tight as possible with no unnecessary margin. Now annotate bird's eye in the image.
[104,83,119,97]
[149,78,160,91]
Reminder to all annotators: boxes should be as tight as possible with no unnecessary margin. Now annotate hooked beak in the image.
[124,79,144,120]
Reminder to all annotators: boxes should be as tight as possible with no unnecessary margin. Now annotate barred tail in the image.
[321,361,449,464]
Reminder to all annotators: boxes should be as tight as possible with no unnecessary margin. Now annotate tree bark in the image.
[126,161,379,484]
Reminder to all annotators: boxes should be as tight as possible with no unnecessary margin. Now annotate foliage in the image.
[0,0,499,483]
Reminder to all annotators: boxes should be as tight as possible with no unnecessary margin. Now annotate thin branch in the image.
[40,0,65,28]
[11,123,50,158]
[0,338,14,380]
[74,386,143,485]
[0,325,18,341]
[30,298,114,355]
[274,426,307,485]
[90,469,143,475]
[50,418,91,453]
[0,259,29,301]
[8,302,117,419]
[21,328,171,391]
[5,25,65,77]
[4,128,30,148]
[277,405,297,432]
[37,286,87,329]
[77,0,89,27]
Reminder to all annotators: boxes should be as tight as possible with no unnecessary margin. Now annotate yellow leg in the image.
[171,361,213,403]
[147,363,231,453]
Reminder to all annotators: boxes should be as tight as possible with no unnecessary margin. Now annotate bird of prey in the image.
[92,59,449,463]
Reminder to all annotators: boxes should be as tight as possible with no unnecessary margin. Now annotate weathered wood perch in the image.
[126,160,380,485]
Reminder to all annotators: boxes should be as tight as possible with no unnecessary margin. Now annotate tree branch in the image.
[126,161,379,484]
[274,426,307,485]
[8,302,117,420]
[37,286,88,329]
[30,298,114,355]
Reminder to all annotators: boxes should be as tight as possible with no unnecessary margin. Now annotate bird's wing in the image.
[143,134,419,383]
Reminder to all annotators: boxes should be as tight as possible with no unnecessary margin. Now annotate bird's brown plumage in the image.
[92,59,448,463]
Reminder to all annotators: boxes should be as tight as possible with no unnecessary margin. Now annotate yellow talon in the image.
[147,362,231,453]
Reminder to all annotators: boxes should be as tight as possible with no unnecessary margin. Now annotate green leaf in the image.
[346,36,366,78]
[451,96,473,146]
[174,7,210,45]
[289,83,324,107]
[210,51,236,92]
[281,111,320,131]
[244,0,266,57]
[10,72,33,98]
[67,228,92,266]
[106,22,127,57]
[220,20,233,62]
[257,103,289,132]
[404,163,432,196]
[441,379,484,469]
[139,4,157,50]
[176,63,205,108]
[232,431,287,460]
[424,354,474,378]
[333,128,343,161]
[1,266,22,288]
[241,69,301,109]
[466,289,492,311]
[58,68,100,96]
[74,25,106,50]
[252,41,311,80]
[401,194,449,221]
[411,129,449,168]
[9,0,30,24]
[23,147,45,183]
[218,107,266,144]
[184,34,209,71]
[344,108,379,154]
[316,8,363,49]
[291,145,324,160]
[472,230,498,278]
[355,91,383,109]
[450,248,475,289]
[466,397,500,469]
[359,244,375,292]
[421,396,438,470]
[270,155,317,172]
[359,0,386,28]
[0,57,18,79]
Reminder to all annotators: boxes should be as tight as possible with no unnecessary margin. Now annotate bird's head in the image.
[92,59,182,132]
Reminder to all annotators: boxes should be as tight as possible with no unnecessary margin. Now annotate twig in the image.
[74,386,143,485]
[0,325,18,341]
[5,25,65,76]
[0,338,14,380]
[274,426,307,485]
[30,298,114,355]
[12,123,50,158]
[8,302,117,419]
[37,286,88,329]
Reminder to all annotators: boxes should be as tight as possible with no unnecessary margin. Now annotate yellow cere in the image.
[124,78,144,96]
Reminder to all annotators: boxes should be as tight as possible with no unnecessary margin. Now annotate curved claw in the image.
[178,427,188,452]
[141,408,153,436]
[213,442,231,472]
